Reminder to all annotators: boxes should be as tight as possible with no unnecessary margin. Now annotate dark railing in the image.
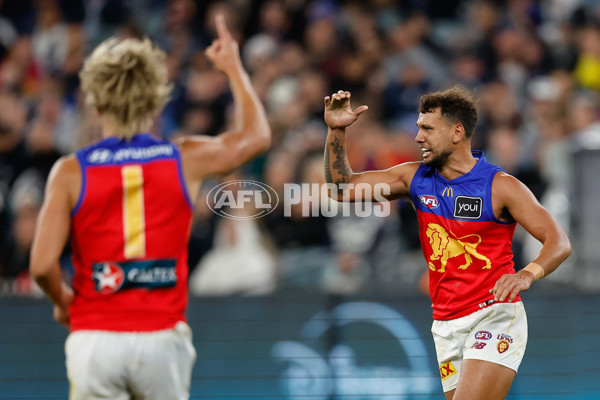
[0,285,596,399]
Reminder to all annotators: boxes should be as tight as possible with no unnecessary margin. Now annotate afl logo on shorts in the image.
[419,195,439,209]
[474,331,492,340]
[92,262,125,294]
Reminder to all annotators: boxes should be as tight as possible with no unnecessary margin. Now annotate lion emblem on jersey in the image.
[426,223,492,273]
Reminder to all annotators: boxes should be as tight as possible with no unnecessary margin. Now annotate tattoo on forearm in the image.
[324,147,333,183]
[331,136,349,183]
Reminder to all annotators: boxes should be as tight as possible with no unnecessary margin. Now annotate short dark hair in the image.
[418,85,479,138]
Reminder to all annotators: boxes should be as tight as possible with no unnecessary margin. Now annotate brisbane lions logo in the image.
[426,223,491,273]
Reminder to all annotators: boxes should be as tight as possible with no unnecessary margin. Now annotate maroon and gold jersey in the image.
[69,133,193,331]
[410,151,519,321]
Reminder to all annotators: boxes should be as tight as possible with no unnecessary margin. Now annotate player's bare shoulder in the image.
[400,161,423,176]
[491,171,537,221]
[388,161,423,198]
[173,135,205,153]
[172,135,222,175]
[49,155,80,182]
[48,155,82,210]
[491,171,530,199]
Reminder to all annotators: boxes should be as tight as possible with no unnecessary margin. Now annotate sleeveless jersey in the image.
[409,151,518,321]
[69,133,193,332]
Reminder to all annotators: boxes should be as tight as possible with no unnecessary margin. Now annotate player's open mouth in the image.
[421,147,431,158]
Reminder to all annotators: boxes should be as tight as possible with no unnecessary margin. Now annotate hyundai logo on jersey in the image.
[419,195,440,209]
[87,148,113,164]
[86,145,174,164]
[453,196,482,219]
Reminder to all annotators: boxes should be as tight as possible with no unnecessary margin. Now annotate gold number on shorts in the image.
[122,165,145,258]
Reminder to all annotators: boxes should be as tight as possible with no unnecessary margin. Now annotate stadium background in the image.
[0,0,599,398]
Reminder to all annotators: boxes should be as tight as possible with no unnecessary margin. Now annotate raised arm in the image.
[176,15,271,192]
[490,172,572,302]
[323,90,419,201]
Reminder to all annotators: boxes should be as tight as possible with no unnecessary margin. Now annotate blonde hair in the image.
[80,38,171,138]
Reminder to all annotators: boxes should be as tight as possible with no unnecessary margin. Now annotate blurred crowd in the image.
[1,0,598,296]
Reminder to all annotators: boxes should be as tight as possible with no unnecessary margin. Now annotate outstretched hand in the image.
[204,14,241,75]
[324,90,368,130]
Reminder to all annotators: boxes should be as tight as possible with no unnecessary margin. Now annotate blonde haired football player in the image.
[30,15,270,400]
[79,37,171,139]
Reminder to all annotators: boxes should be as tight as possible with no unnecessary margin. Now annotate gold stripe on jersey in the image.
[122,166,146,258]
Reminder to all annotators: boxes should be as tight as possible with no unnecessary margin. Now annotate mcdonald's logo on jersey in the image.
[442,187,454,197]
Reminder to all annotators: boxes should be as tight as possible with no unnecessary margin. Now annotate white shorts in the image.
[431,301,528,392]
[66,321,196,400]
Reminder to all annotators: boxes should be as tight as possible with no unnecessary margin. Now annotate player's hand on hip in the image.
[489,270,535,303]
[324,90,368,129]
[53,304,71,329]
[53,286,73,329]
[204,14,242,75]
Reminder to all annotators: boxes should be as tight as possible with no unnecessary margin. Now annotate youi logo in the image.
[207,180,279,220]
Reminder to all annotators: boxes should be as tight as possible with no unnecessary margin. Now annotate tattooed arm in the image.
[323,90,419,201]
[324,132,351,184]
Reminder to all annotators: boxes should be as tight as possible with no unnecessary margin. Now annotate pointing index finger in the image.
[215,13,231,39]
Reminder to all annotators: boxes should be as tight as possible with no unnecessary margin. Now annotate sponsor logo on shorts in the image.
[453,196,482,219]
[439,361,457,381]
[497,339,510,353]
[497,333,513,343]
[419,195,439,209]
[478,299,496,308]
[471,341,487,349]
[475,331,492,340]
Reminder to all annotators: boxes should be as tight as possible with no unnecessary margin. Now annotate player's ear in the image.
[452,124,466,144]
